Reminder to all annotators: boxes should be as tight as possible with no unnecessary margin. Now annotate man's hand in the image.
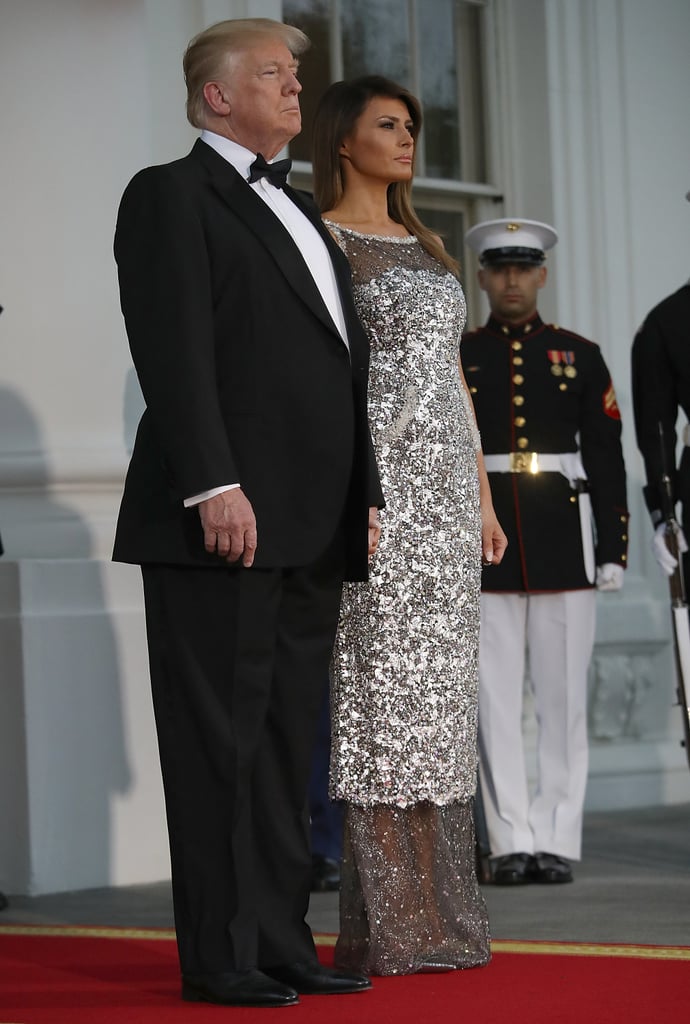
[198,489,257,567]
[368,506,382,558]
[595,563,624,591]
[652,521,688,576]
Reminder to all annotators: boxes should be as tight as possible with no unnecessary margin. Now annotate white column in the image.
[490,0,690,804]
[542,0,690,800]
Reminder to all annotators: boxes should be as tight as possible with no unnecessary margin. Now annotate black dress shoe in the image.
[532,852,573,884]
[310,854,341,892]
[265,962,371,995]
[492,852,537,885]
[181,969,299,1006]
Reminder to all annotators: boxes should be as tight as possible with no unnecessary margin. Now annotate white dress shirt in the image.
[184,131,349,508]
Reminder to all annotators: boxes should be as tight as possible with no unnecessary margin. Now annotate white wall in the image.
[1,0,146,558]
[0,0,688,896]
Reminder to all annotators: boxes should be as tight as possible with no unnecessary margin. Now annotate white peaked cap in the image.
[465,218,558,265]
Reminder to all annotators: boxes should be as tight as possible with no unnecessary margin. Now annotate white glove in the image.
[595,563,624,592]
[652,521,688,576]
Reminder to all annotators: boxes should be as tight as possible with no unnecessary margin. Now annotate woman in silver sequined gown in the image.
[312,76,507,976]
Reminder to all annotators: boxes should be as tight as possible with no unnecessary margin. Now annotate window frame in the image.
[283,0,506,322]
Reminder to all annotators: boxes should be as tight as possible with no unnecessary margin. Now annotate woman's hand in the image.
[481,503,507,567]
[368,506,382,558]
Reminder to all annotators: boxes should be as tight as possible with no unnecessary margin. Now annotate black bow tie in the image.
[247,153,292,189]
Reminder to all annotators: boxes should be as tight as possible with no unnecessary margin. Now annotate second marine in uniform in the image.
[461,219,629,885]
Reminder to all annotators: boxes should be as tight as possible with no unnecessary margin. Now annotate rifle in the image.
[658,422,690,771]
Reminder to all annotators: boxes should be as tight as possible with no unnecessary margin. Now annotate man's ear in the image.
[203,81,231,116]
[537,265,548,290]
[478,268,487,292]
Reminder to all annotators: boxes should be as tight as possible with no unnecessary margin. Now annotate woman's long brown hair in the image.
[311,75,460,278]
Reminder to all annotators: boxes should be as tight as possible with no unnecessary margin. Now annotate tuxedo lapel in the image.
[191,141,341,342]
[285,183,370,361]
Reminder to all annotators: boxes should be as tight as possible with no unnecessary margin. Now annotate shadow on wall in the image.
[0,387,133,894]
[0,385,93,558]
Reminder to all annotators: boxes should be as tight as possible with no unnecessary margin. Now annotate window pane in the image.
[415,206,466,270]
[455,1,486,181]
[417,0,460,180]
[341,0,410,84]
[283,0,332,163]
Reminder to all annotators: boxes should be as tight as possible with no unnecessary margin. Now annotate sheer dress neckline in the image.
[323,220,419,244]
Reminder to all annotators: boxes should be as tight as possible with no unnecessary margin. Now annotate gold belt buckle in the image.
[509,451,539,473]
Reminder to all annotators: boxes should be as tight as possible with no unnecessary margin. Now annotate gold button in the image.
[470,386,478,394]
[570,495,577,503]
[513,374,524,385]
[559,382,567,391]
[516,437,529,449]
[621,554,627,562]
[513,394,525,406]
[512,340,522,351]
[620,515,626,522]
[524,322,532,333]
[502,325,510,335]
[622,534,627,541]
[513,356,524,366]
[514,416,526,427]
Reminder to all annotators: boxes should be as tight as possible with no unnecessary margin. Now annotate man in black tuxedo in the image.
[114,18,382,1008]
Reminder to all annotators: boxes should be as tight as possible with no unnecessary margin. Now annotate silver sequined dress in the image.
[327,224,490,976]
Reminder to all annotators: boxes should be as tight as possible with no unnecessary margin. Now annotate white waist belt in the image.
[483,450,596,584]
[484,452,569,474]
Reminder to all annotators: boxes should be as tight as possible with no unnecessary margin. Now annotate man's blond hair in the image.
[183,18,310,129]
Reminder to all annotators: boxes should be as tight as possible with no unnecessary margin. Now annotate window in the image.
[283,0,500,309]
[284,0,488,182]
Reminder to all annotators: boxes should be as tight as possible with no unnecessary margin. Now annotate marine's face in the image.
[213,40,302,158]
[478,263,547,323]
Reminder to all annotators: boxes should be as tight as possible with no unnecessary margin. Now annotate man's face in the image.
[215,41,302,158]
[478,262,547,323]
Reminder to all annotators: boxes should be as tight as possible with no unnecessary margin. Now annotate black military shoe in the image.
[532,852,573,883]
[492,852,537,885]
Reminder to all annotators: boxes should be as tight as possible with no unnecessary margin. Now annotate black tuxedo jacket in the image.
[113,139,382,581]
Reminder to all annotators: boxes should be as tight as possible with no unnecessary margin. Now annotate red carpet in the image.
[1,926,688,1023]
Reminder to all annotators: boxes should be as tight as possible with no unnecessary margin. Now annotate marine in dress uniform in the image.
[461,219,629,885]
[631,193,690,578]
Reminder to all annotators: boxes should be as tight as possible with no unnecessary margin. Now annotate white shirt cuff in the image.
[183,483,240,508]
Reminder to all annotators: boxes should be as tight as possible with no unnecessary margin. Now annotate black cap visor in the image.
[479,246,545,266]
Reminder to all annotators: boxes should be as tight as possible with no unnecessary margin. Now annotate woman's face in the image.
[339,95,415,184]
